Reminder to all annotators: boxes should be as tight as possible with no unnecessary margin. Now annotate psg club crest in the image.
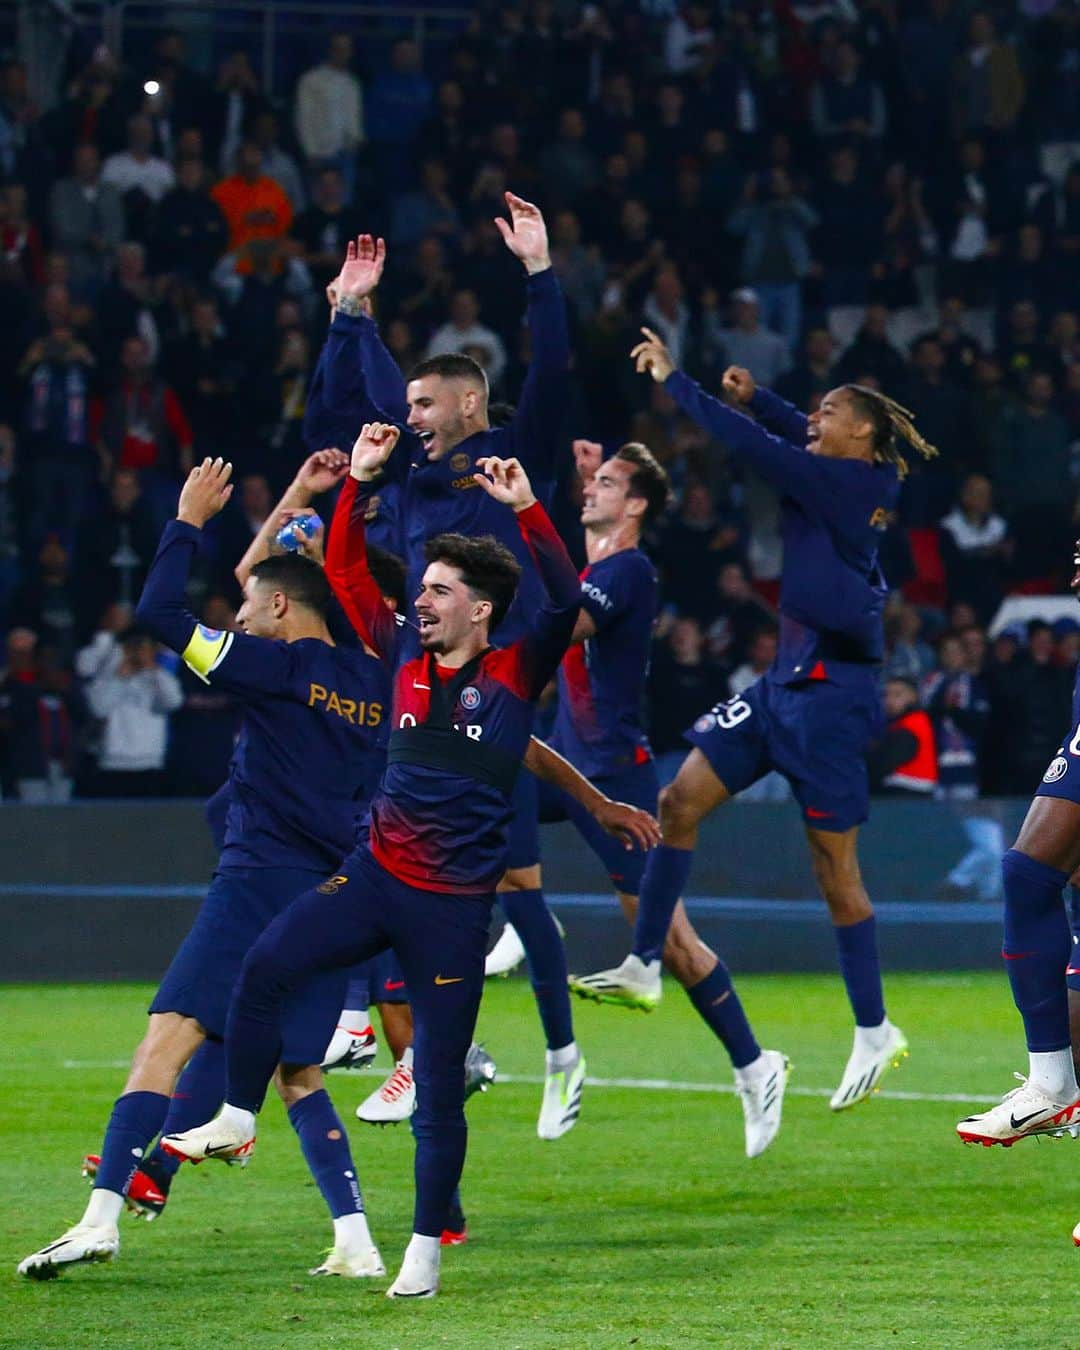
[1044,756,1069,785]
[693,712,717,734]
[450,452,471,473]
[460,685,482,711]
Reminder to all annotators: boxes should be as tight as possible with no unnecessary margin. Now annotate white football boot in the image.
[18,1223,119,1279]
[734,1049,790,1158]
[957,1075,1080,1147]
[830,1021,909,1110]
[357,1048,415,1124]
[569,954,661,1011]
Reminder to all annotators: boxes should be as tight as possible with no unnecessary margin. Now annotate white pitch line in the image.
[498,1073,1001,1106]
[58,1061,1000,1106]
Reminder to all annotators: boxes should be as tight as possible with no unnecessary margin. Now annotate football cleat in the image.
[485,922,526,977]
[569,954,661,1011]
[537,1053,586,1141]
[956,1075,1080,1147]
[1073,1219,1080,1247]
[735,1050,790,1159]
[386,1243,439,1299]
[160,1116,255,1165]
[322,1020,378,1072]
[18,1223,119,1279]
[81,1153,170,1220]
[829,1022,909,1111]
[309,1245,386,1278]
[464,1042,497,1100]
[357,1052,415,1124]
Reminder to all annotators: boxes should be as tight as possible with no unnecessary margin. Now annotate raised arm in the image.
[327,234,410,426]
[722,365,810,446]
[632,329,829,510]
[495,194,569,482]
[324,423,401,660]
[525,736,661,852]
[473,455,581,694]
[235,449,349,585]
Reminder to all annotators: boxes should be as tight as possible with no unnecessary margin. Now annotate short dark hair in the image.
[408,353,488,393]
[424,532,521,632]
[250,553,331,618]
[366,544,407,610]
[614,442,671,523]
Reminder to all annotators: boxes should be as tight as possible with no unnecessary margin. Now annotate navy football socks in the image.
[147,1039,226,1178]
[288,1089,366,1219]
[833,915,887,1028]
[1002,849,1072,1052]
[94,1090,171,1196]
[633,845,692,964]
[686,962,761,1069]
[499,887,574,1049]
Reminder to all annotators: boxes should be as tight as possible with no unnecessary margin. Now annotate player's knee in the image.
[658,781,699,837]
[134,1014,201,1075]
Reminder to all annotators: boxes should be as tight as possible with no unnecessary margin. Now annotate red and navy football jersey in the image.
[326,474,580,893]
[550,548,657,779]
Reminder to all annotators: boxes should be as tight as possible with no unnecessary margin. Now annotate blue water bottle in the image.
[275,513,322,552]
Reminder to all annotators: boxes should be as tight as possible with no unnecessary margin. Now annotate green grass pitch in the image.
[2,972,1077,1348]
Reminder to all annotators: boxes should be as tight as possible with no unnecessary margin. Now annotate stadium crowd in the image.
[0,0,1078,803]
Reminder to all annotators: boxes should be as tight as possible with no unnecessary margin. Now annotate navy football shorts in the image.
[537,758,660,894]
[150,865,347,1064]
[346,949,408,1006]
[684,675,880,833]
[505,766,541,870]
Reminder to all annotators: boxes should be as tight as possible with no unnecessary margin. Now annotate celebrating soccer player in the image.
[314,211,590,1137]
[20,458,390,1280]
[161,429,585,1299]
[575,335,940,1111]
[956,538,1080,1158]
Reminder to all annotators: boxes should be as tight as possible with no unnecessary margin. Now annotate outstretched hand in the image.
[474,456,537,513]
[295,448,351,495]
[338,234,386,300]
[722,366,756,406]
[630,327,675,383]
[351,422,400,482]
[177,457,233,527]
[494,192,551,274]
[273,507,325,564]
[593,799,663,852]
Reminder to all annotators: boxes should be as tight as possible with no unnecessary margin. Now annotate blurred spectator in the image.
[991,621,1073,793]
[704,288,790,387]
[49,144,125,295]
[162,294,238,453]
[251,110,305,213]
[648,615,723,774]
[884,600,935,682]
[211,142,293,262]
[549,209,606,323]
[0,182,43,290]
[868,677,938,796]
[292,168,363,292]
[0,630,80,801]
[73,468,158,635]
[664,4,715,77]
[365,39,433,179]
[708,562,776,672]
[82,626,182,796]
[810,38,887,145]
[642,267,692,375]
[658,479,741,623]
[920,633,990,798]
[775,327,834,410]
[951,10,1026,139]
[211,50,267,176]
[389,157,461,251]
[294,34,363,200]
[9,532,77,667]
[726,169,818,351]
[95,335,193,483]
[939,473,1011,624]
[150,155,228,282]
[539,108,600,209]
[729,627,778,697]
[101,113,176,238]
[833,304,908,391]
[426,290,507,390]
[813,144,885,309]
[95,241,160,374]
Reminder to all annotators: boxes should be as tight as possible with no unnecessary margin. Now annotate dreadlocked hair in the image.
[842,385,939,480]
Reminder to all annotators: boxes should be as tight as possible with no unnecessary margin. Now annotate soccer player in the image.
[575,339,938,1109]
[162,431,584,1298]
[319,216,588,1137]
[539,438,788,1155]
[19,458,389,1280]
[956,538,1080,1150]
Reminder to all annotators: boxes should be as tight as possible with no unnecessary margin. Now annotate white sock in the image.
[82,1188,123,1228]
[403,1232,441,1267]
[337,1008,366,1032]
[853,1018,893,1054]
[333,1211,374,1255]
[733,1053,768,1085]
[397,1046,414,1070]
[1027,1049,1079,1102]
[546,1041,579,1073]
[218,1103,257,1135]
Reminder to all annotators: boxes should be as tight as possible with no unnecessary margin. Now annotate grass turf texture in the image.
[2,973,1076,1348]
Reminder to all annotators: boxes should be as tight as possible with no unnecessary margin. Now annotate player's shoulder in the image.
[592,547,658,586]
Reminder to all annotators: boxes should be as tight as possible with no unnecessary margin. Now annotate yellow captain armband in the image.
[181,624,235,683]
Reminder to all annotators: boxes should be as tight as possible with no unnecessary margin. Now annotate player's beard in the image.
[429,413,468,461]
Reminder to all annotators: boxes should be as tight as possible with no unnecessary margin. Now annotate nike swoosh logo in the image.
[1002,951,1036,961]
[413,681,431,691]
[434,975,464,986]
[384,979,406,991]
[1067,968,1080,977]
[205,1140,242,1156]
[1010,1109,1048,1128]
